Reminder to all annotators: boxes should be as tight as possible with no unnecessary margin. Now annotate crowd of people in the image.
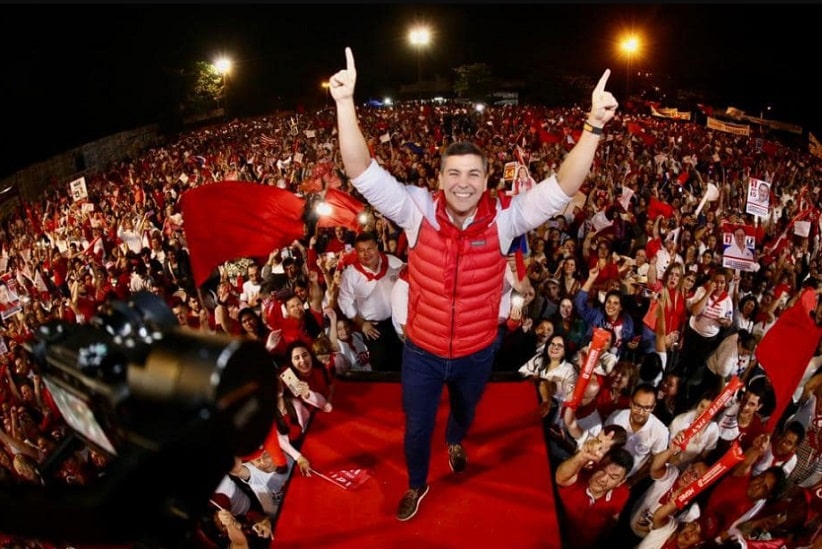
[0,54,820,547]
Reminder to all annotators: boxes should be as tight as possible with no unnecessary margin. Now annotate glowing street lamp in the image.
[408,25,431,89]
[619,35,640,98]
[214,56,233,113]
[321,81,331,107]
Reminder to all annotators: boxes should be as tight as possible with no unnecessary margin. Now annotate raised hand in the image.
[329,47,357,102]
[588,69,618,127]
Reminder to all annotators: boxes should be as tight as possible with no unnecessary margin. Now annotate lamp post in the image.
[321,81,331,107]
[408,25,431,92]
[214,56,232,115]
[619,35,639,99]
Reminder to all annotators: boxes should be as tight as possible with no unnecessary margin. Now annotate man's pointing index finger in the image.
[595,69,611,93]
[345,47,356,74]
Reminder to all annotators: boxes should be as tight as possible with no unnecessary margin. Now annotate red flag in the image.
[626,121,657,146]
[311,467,372,490]
[755,288,822,431]
[316,187,364,232]
[181,181,306,287]
[539,129,561,144]
[761,140,778,157]
[647,196,675,220]
[515,249,527,281]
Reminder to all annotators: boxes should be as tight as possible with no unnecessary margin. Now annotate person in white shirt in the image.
[667,393,720,469]
[605,383,670,480]
[675,269,734,410]
[752,421,803,477]
[629,431,707,540]
[654,233,684,280]
[116,214,148,255]
[338,231,405,371]
[325,307,373,374]
[240,261,263,310]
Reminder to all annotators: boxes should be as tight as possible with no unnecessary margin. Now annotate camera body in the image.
[2,292,276,546]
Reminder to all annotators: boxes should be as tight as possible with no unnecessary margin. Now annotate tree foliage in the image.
[184,61,223,116]
[452,63,496,102]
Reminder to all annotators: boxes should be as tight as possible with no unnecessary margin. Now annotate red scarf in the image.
[353,254,389,282]
[708,290,729,309]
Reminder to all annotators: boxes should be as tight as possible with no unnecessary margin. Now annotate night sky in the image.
[1,3,815,181]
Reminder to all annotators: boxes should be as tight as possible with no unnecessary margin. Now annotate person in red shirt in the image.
[584,236,621,288]
[555,447,634,549]
[702,434,785,542]
[323,226,351,255]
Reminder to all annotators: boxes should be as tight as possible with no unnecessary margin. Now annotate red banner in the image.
[565,327,611,409]
[674,442,744,509]
[678,376,744,450]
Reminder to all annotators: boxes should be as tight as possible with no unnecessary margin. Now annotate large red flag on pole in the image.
[755,288,822,431]
[181,181,306,287]
[316,187,365,232]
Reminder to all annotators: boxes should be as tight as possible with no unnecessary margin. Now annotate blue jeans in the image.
[401,339,495,489]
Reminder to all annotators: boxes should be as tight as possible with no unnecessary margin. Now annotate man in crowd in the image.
[605,383,670,482]
[337,231,405,371]
[555,446,634,549]
[329,46,618,520]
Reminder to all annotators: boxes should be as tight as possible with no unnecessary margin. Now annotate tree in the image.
[452,63,496,102]
[183,61,223,118]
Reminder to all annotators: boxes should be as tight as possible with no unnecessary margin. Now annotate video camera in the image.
[0,292,276,546]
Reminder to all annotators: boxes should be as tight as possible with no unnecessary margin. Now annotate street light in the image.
[321,81,331,107]
[619,35,640,99]
[408,25,431,91]
[214,56,232,114]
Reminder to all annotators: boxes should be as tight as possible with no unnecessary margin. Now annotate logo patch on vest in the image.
[470,239,486,247]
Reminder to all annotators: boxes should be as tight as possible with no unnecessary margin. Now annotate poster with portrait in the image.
[746,177,770,217]
[69,176,88,203]
[0,272,23,320]
[722,224,757,271]
[502,161,517,182]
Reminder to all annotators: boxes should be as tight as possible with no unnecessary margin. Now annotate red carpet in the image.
[273,380,562,548]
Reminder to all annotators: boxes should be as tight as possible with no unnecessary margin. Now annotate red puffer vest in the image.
[406,191,506,358]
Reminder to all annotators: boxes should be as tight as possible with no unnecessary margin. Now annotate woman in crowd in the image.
[281,340,334,431]
[214,280,242,336]
[519,334,577,422]
[556,256,582,300]
[238,307,283,354]
[667,389,720,469]
[734,294,759,334]
[645,260,688,356]
[675,269,734,409]
[595,359,637,421]
[324,307,372,374]
[653,372,682,427]
[551,297,587,357]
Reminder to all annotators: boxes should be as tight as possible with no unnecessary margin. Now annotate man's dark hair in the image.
[355,231,378,245]
[603,290,623,309]
[632,382,657,401]
[759,466,787,500]
[737,330,757,353]
[601,424,628,448]
[639,353,663,383]
[602,447,634,477]
[440,141,488,173]
[698,386,720,404]
[783,420,806,446]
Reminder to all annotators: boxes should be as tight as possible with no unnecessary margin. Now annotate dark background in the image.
[2,3,815,180]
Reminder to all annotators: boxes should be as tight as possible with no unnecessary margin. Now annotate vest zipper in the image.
[450,235,463,358]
